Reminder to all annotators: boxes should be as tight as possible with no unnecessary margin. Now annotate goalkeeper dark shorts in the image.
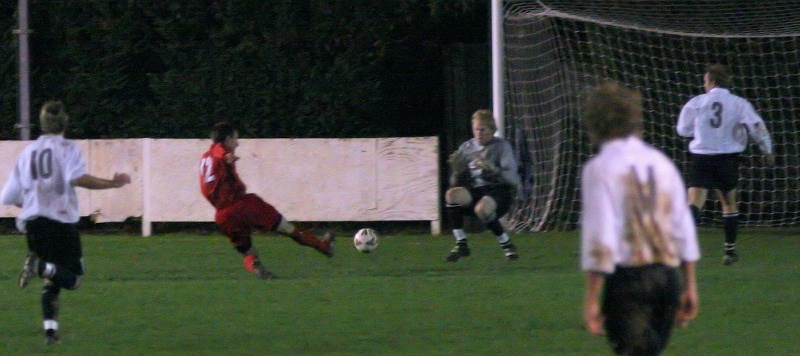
[467,184,515,218]
[686,153,740,192]
[602,264,682,356]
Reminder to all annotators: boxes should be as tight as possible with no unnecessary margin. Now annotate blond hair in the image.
[471,109,497,131]
[39,101,69,134]
[580,82,643,142]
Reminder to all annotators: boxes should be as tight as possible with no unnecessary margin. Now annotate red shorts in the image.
[215,193,282,247]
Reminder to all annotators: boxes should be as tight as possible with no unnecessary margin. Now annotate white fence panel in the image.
[1,137,440,235]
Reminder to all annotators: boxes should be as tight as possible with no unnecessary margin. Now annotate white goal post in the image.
[497,0,800,231]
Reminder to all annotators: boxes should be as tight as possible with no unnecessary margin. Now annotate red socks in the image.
[243,254,258,273]
[291,227,323,250]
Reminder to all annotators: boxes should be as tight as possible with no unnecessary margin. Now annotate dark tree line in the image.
[0,0,487,140]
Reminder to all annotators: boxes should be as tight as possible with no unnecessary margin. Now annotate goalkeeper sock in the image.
[723,212,739,251]
[486,218,505,236]
[446,204,464,230]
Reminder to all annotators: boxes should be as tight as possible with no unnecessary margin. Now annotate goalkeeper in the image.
[444,109,521,262]
[676,64,775,265]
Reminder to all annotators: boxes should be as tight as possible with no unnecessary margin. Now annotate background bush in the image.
[0,0,487,139]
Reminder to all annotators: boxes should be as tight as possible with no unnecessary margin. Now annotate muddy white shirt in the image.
[0,135,88,231]
[580,136,700,274]
[676,87,772,155]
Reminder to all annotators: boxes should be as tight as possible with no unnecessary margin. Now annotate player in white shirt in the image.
[1,101,130,345]
[580,82,700,356]
[676,64,774,265]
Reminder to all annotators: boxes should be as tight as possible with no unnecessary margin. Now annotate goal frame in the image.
[495,0,800,231]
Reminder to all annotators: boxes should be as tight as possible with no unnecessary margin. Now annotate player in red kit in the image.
[200,121,334,279]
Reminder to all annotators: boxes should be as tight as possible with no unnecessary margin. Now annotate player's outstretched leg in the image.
[288,227,335,258]
[273,218,334,257]
[320,232,335,258]
[18,254,37,289]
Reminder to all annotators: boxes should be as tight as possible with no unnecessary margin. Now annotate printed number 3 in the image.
[709,102,723,128]
[200,157,215,183]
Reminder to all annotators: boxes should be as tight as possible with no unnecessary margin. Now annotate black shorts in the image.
[26,217,84,276]
[686,153,740,192]
[467,185,515,218]
[602,264,682,356]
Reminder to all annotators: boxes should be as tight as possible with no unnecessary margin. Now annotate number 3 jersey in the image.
[199,142,247,210]
[676,87,772,155]
[1,135,88,231]
[580,136,700,274]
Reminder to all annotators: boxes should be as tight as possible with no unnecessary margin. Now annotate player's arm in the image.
[62,145,129,190]
[72,173,131,190]
[676,261,699,328]
[496,141,521,187]
[583,272,606,335]
[676,102,696,137]
[746,121,772,155]
[473,141,520,187]
[1,168,23,207]
[741,102,774,164]
[447,145,470,187]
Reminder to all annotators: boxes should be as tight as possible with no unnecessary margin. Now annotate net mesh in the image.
[504,0,800,231]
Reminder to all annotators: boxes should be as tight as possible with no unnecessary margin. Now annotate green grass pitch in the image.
[0,227,798,354]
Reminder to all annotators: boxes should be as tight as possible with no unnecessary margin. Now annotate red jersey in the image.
[199,142,247,210]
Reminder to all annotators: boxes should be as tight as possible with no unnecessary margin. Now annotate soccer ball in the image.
[353,228,379,253]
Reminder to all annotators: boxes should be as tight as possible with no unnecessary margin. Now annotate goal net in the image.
[503,0,800,231]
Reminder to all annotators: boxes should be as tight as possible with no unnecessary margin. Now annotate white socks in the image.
[453,229,467,242]
[497,233,510,244]
[44,319,58,331]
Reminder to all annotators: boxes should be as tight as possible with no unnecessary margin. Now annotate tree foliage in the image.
[0,0,486,139]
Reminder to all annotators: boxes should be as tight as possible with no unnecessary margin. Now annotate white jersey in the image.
[676,87,772,155]
[580,136,700,274]
[1,135,88,231]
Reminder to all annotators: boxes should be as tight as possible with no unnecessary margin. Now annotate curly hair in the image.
[580,82,644,143]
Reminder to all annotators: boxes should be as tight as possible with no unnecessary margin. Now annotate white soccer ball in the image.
[353,228,379,253]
